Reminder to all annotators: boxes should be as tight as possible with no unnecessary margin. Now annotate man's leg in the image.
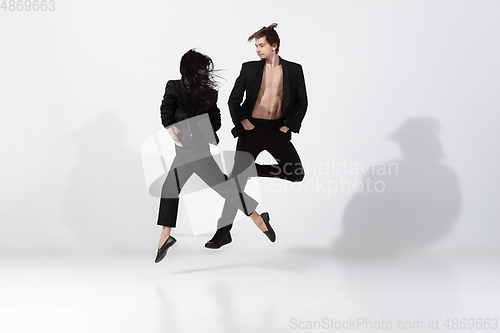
[217,130,264,230]
[205,128,265,248]
[256,127,305,182]
[189,154,259,218]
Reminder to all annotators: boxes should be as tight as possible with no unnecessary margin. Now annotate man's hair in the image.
[247,23,280,54]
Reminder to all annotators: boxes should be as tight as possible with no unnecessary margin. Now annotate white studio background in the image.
[1,0,499,254]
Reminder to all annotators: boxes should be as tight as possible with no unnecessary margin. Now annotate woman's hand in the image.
[166,125,183,146]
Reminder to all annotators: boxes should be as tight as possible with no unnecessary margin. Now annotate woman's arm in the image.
[160,80,177,128]
[160,80,182,146]
[208,92,222,132]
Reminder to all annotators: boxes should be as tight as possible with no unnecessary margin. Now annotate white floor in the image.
[2,240,500,333]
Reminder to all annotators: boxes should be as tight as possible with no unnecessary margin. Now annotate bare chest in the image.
[260,65,283,91]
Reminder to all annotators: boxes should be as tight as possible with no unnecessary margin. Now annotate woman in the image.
[155,49,274,263]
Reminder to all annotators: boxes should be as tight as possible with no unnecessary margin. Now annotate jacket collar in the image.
[250,60,266,94]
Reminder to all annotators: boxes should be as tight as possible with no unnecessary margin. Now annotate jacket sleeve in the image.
[160,80,177,128]
[208,92,222,132]
[284,65,308,133]
[228,64,248,125]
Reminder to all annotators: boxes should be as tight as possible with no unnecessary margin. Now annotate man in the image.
[205,23,308,249]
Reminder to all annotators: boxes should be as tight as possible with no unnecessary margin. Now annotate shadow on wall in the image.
[63,112,157,252]
[332,117,461,257]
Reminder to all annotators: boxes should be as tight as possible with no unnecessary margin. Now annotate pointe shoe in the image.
[155,236,177,263]
[261,212,275,242]
[205,228,232,249]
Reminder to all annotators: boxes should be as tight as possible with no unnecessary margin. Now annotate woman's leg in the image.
[157,156,194,248]
[189,154,267,231]
[249,211,267,232]
[158,226,172,248]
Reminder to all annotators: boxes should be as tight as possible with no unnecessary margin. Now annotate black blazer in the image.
[228,56,308,138]
[160,79,222,144]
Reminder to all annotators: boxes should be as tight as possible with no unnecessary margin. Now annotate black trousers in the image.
[157,144,258,227]
[217,117,304,230]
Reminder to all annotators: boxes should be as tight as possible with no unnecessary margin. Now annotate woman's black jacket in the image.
[160,79,222,144]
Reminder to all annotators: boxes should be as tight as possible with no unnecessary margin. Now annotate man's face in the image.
[255,37,277,60]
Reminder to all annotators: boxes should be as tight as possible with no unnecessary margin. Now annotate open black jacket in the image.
[228,56,308,138]
[160,79,222,144]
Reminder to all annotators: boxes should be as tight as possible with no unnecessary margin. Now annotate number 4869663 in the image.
[444,318,498,330]
[1,0,55,11]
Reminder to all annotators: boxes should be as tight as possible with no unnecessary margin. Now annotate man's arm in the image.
[283,65,308,133]
[228,64,248,125]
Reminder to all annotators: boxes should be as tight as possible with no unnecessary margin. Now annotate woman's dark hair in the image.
[180,49,219,110]
[248,23,280,54]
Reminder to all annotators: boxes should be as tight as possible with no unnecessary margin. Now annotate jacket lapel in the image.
[280,56,290,111]
[250,60,266,103]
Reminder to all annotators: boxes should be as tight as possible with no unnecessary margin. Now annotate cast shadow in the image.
[62,112,157,252]
[331,117,462,259]
[155,282,275,333]
[170,254,321,274]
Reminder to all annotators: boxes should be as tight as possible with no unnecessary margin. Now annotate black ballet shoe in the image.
[205,228,232,249]
[261,212,275,242]
[155,236,177,263]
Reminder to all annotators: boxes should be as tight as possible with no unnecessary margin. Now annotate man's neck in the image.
[264,53,280,68]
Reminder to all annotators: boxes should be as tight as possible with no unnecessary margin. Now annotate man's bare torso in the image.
[251,64,283,119]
